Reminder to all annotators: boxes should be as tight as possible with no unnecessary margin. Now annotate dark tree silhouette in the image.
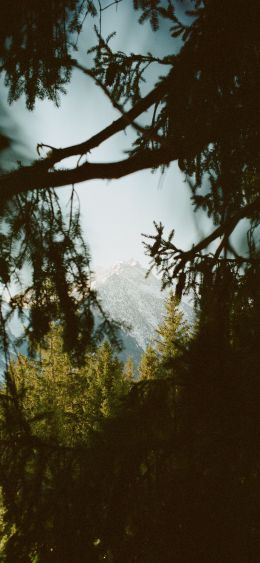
[0,0,259,275]
[0,1,260,562]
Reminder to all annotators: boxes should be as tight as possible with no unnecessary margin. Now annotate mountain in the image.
[0,261,194,376]
[95,260,194,367]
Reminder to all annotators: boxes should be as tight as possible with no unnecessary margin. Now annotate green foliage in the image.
[0,327,131,561]
[123,356,135,381]
[155,292,190,359]
[0,0,259,359]
[0,1,259,561]
[0,287,259,562]
[139,292,190,380]
[82,340,130,424]
[5,327,130,446]
[138,344,161,380]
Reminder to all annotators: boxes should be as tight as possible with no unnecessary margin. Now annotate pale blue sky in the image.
[2,2,212,270]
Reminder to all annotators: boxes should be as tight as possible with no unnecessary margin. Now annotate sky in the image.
[1,1,212,272]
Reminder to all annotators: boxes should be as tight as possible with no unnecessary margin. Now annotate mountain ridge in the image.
[95,260,194,366]
[0,261,194,375]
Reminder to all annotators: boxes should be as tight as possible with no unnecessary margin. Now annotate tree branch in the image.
[172,198,260,275]
[0,148,175,200]
[35,75,168,168]
[0,76,172,201]
[71,59,145,134]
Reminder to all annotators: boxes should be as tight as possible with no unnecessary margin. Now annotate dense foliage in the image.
[139,292,190,379]
[0,1,259,561]
[0,0,259,357]
[0,328,131,561]
[1,281,259,562]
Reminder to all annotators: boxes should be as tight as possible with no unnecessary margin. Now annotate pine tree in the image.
[4,326,130,446]
[139,292,190,380]
[0,327,133,562]
[156,292,190,363]
[139,345,161,380]
[0,0,259,361]
[123,356,135,382]
[84,340,130,425]
[0,3,259,561]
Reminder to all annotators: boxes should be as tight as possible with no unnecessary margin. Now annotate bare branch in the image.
[101,0,123,12]
[0,148,174,200]
[0,76,170,203]
[44,76,168,164]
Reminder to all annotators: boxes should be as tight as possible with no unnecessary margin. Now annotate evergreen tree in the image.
[155,292,190,363]
[0,0,259,360]
[4,327,130,446]
[123,356,135,382]
[0,2,259,561]
[139,292,190,380]
[0,326,132,562]
[138,344,161,380]
[0,0,86,110]
[84,340,130,426]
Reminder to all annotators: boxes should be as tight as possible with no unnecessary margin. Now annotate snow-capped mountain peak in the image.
[95,260,166,351]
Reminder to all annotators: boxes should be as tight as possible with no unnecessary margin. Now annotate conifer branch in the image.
[71,59,145,134]
[144,197,260,280]
[0,78,171,200]
[175,197,260,270]
[0,148,174,200]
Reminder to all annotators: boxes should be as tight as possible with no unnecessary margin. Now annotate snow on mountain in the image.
[95,260,194,363]
[95,260,167,351]
[0,261,194,375]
